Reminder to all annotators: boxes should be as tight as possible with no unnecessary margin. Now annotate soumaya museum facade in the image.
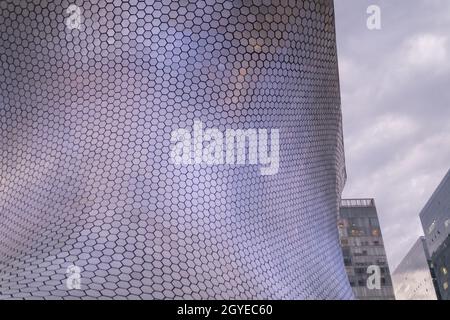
[0,0,353,299]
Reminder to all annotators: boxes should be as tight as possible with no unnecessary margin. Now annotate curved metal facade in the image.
[0,0,351,299]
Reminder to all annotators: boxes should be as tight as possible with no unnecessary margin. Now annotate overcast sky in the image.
[334,0,450,270]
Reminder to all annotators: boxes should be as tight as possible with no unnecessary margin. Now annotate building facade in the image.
[430,235,450,300]
[392,237,439,300]
[419,169,450,299]
[419,169,450,255]
[339,199,395,300]
[0,1,352,299]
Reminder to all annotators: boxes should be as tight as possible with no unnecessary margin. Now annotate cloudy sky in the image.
[334,0,450,270]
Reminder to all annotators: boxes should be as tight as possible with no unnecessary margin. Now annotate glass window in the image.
[371,228,380,236]
[428,220,436,234]
[445,219,450,228]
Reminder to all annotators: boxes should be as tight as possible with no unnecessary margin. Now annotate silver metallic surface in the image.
[0,0,351,299]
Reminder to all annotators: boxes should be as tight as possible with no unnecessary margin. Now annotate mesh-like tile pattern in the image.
[0,0,351,299]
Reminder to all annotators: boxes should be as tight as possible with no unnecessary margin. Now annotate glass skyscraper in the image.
[419,169,450,300]
[429,236,450,300]
[339,199,395,300]
[392,237,439,300]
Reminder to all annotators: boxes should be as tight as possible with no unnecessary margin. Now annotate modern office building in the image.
[419,169,450,299]
[430,235,450,300]
[419,169,450,256]
[392,237,439,300]
[0,1,352,299]
[338,199,395,300]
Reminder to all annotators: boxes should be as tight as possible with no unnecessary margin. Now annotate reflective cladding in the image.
[392,237,438,300]
[0,0,351,299]
[419,169,450,256]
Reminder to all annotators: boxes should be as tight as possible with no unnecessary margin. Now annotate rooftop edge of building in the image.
[341,198,375,208]
[419,168,450,220]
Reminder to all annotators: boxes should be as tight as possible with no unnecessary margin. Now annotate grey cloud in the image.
[335,0,450,269]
